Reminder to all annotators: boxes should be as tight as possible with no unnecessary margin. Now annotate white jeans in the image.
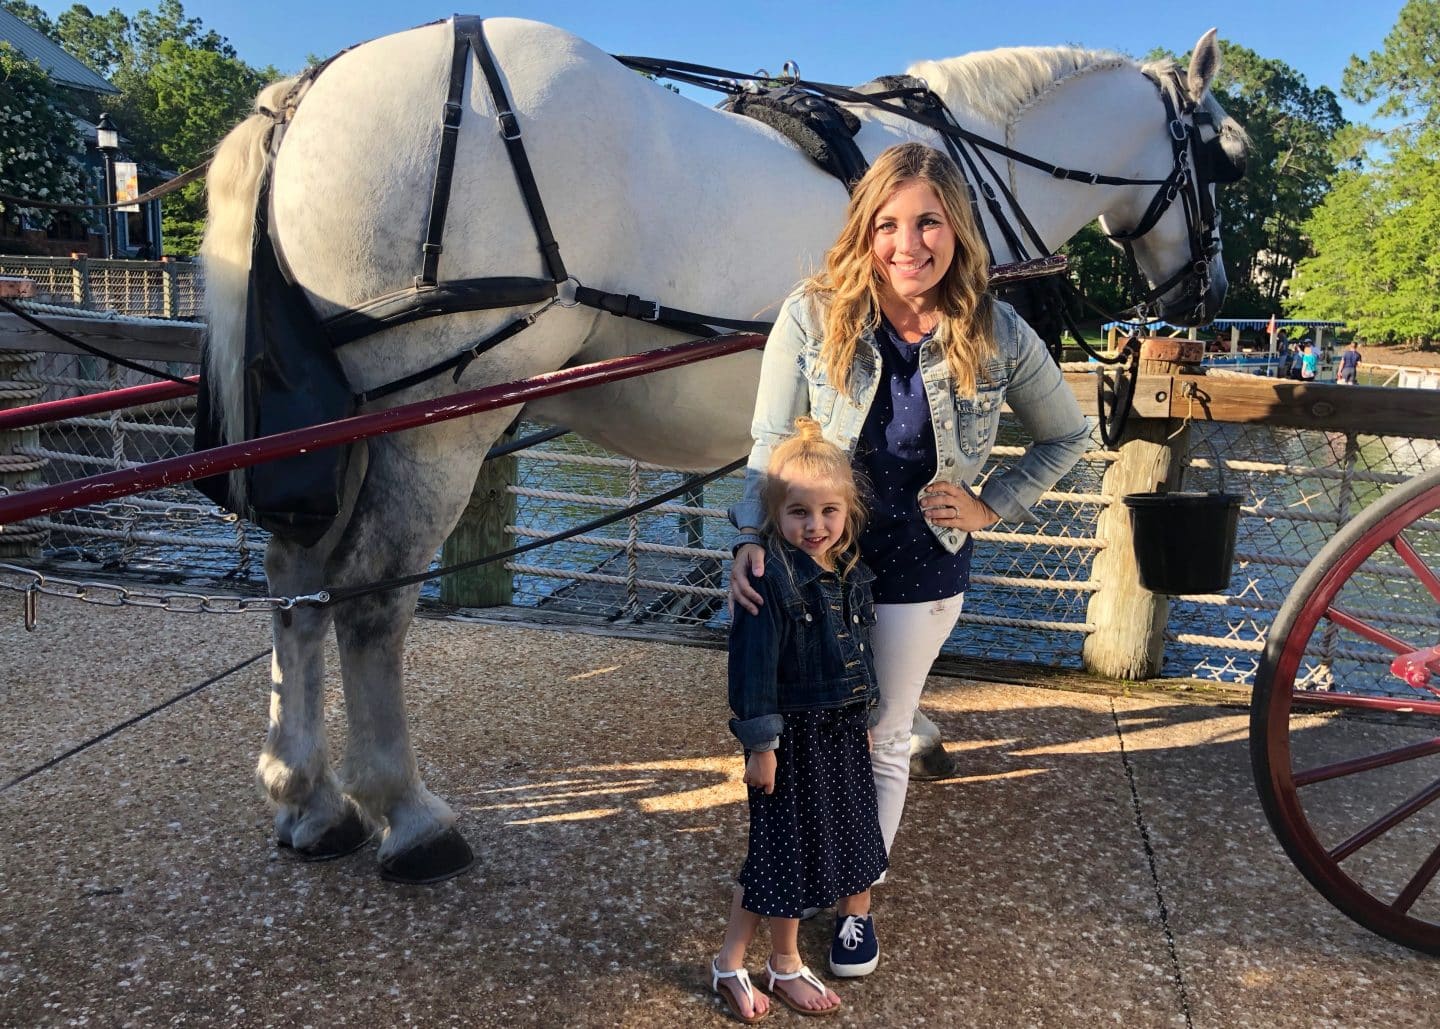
[870,594,965,859]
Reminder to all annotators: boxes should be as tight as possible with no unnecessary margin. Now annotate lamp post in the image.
[95,113,119,260]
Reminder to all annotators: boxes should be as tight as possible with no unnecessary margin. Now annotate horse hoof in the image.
[288,808,373,862]
[909,745,957,781]
[378,827,475,885]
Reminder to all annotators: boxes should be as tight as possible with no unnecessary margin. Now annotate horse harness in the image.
[204,15,1242,539]
[250,16,1238,409]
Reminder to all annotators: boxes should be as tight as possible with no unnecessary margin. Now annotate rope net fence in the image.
[3,338,1433,688]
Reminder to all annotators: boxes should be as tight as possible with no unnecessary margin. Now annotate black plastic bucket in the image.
[1123,490,1241,595]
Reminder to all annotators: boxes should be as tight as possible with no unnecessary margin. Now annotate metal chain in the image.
[0,563,328,631]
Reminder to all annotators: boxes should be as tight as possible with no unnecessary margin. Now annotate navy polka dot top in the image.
[855,318,974,604]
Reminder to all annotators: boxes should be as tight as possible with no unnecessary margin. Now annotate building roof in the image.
[0,9,118,95]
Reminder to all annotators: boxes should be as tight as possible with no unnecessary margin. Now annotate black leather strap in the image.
[572,285,774,336]
[356,312,541,403]
[326,277,557,346]
[463,17,568,284]
[415,27,473,287]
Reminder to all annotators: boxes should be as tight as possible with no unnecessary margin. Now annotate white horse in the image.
[201,17,1247,881]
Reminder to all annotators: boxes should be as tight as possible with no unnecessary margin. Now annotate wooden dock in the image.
[538,549,723,623]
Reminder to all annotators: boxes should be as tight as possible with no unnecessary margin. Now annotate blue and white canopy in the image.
[1100,318,1346,332]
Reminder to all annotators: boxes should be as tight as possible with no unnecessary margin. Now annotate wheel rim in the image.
[1256,473,1440,954]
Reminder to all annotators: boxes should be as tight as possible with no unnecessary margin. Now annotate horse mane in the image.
[907,46,1133,128]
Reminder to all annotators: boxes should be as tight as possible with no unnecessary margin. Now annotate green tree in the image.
[1344,0,1440,136]
[37,1,277,254]
[1059,222,1128,316]
[1202,42,1346,314]
[0,43,92,232]
[1289,129,1440,345]
[1289,1,1440,347]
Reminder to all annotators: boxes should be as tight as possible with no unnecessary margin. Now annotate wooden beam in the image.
[1167,377,1440,438]
[1060,371,1173,419]
[0,277,37,298]
[0,311,201,363]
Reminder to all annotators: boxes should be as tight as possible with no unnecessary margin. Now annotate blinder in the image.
[1191,112,1246,185]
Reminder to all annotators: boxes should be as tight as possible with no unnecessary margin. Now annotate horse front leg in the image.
[257,536,372,859]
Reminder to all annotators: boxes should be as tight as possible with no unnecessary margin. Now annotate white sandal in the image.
[764,958,841,1017]
[711,958,768,1024]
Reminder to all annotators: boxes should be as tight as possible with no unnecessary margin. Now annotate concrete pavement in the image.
[2,598,1436,1027]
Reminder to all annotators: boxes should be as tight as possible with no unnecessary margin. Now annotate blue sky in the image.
[35,0,1405,124]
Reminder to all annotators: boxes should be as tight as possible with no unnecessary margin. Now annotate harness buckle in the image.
[497,110,521,141]
[630,295,661,321]
[1170,118,1189,141]
[443,101,463,129]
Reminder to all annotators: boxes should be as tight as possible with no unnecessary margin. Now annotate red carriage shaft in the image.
[0,376,200,432]
[0,332,765,526]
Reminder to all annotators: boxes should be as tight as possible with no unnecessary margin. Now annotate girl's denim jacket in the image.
[729,286,1091,551]
[728,537,879,752]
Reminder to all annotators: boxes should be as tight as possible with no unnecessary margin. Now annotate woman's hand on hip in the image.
[920,482,998,532]
[729,543,766,616]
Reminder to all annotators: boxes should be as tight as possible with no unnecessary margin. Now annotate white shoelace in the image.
[837,915,867,951]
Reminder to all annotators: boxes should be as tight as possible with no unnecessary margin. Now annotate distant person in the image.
[1336,341,1362,384]
[1277,339,1294,378]
[1299,343,1318,381]
[713,417,884,1020]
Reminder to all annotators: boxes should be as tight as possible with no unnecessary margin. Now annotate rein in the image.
[616,55,1227,330]
[0,161,210,213]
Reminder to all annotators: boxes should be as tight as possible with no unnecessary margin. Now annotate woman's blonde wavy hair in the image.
[761,417,867,574]
[807,142,996,397]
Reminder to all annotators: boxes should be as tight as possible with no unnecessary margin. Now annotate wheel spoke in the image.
[1325,604,1418,656]
[1393,842,1440,914]
[1391,531,1440,604]
[1292,691,1440,717]
[1294,737,1440,788]
[1330,775,1440,862]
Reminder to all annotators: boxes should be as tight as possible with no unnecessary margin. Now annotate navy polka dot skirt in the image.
[738,702,888,917]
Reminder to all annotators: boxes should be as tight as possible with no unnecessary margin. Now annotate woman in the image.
[728,142,1089,978]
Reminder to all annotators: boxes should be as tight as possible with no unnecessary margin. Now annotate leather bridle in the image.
[1101,67,1243,324]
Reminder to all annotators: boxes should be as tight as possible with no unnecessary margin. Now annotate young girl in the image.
[711,417,886,1022]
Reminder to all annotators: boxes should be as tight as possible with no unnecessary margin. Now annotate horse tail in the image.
[199,76,303,510]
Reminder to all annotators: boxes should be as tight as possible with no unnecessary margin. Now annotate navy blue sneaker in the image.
[828,913,879,977]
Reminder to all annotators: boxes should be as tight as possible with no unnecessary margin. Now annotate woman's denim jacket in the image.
[729,286,1091,551]
[728,537,878,752]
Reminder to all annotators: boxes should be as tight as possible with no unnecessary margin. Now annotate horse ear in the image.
[1186,28,1221,103]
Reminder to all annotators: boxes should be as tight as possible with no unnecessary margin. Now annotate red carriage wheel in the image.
[1252,465,1440,954]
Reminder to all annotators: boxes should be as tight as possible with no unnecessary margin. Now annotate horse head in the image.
[1099,29,1249,325]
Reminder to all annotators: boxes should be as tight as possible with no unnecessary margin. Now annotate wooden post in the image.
[440,430,517,608]
[69,253,87,308]
[680,482,704,549]
[161,257,177,319]
[1081,338,1201,680]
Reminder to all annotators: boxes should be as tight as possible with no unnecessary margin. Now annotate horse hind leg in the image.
[327,428,491,883]
[258,532,371,860]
